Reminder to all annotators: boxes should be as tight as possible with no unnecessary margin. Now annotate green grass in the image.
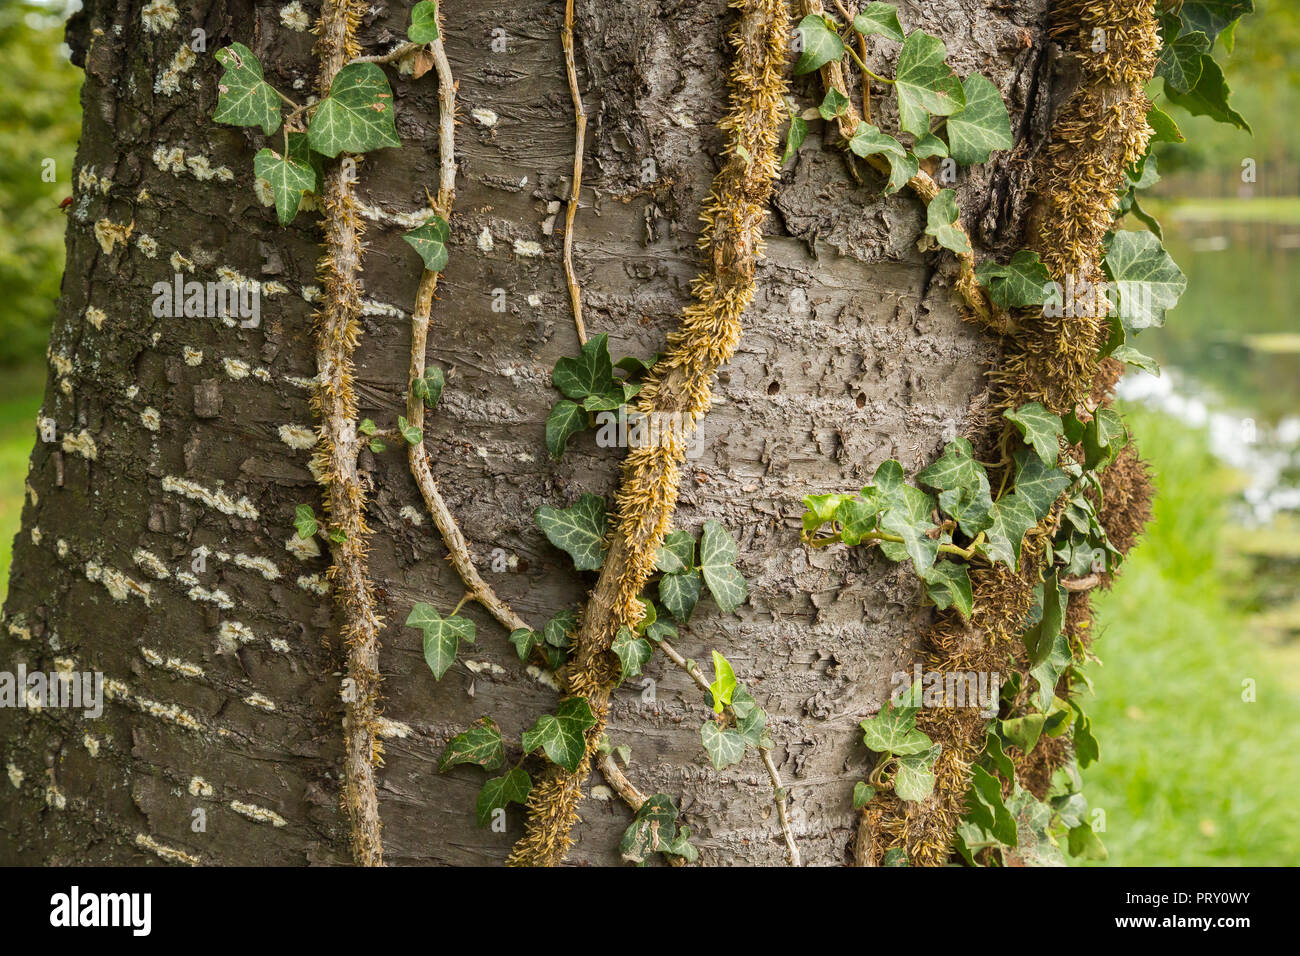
[1146,195,1300,224]
[0,364,44,602]
[1083,405,1300,865]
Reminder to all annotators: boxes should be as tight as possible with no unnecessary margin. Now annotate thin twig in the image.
[561,0,588,344]
[351,41,421,64]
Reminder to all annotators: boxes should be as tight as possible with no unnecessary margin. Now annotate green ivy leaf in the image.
[1000,713,1045,753]
[853,2,904,42]
[397,415,423,445]
[966,764,1018,846]
[412,365,445,409]
[793,14,845,75]
[544,609,577,649]
[439,717,504,772]
[911,130,948,159]
[407,602,476,679]
[894,743,941,801]
[922,560,973,620]
[846,123,918,194]
[1068,822,1109,861]
[802,493,854,534]
[1071,702,1101,768]
[708,650,737,714]
[307,61,401,157]
[983,730,1015,780]
[1164,53,1250,131]
[1103,230,1187,331]
[408,0,440,44]
[253,148,315,226]
[1155,18,1210,94]
[873,459,940,576]
[612,626,653,682]
[1024,573,1070,710]
[982,492,1037,570]
[699,721,747,770]
[659,569,702,623]
[699,520,747,614]
[1146,105,1184,144]
[293,504,318,539]
[945,73,1012,165]
[403,215,451,272]
[508,627,539,661]
[894,31,965,136]
[213,43,281,135]
[521,697,597,773]
[545,399,587,460]
[654,528,696,573]
[924,188,971,255]
[1082,406,1128,470]
[819,87,851,121]
[853,781,877,809]
[1176,0,1254,46]
[1004,402,1063,466]
[619,793,683,865]
[1012,448,1071,520]
[534,493,607,571]
[553,332,614,399]
[860,699,931,755]
[475,767,530,828]
[974,249,1052,308]
[917,437,992,536]
[837,491,886,545]
[782,113,808,165]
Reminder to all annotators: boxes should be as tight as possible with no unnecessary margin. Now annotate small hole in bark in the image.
[767,381,780,395]
[856,393,866,408]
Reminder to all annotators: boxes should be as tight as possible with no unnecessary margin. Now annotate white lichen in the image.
[140,407,161,432]
[161,475,259,519]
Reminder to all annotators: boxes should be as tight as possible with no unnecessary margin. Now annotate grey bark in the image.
[0,0,1056,865]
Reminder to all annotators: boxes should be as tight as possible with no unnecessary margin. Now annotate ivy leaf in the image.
[924,189,971,255]
[911,131,948,159]
[1176,0,1254,46]
[782,112,809,166]
[619,793,682,865]
[253,148,315,226]
[699,721,747,770]
[1103,230,1187,331]
[293,504,318,539]
[408,0,440,44]
[397,415,423,445]
[654,528,696,573]
[545,399,587,460]
[475,768,530,828]
[534,493,607,571]
[894,31,965,136]
[1082,407,1128,470]
[407,602,475,679]
[982,492,1037,570]
[412,365,445,409]
[1004,402,1063,466]
[307,61,401,157]
[1068,823,1109,861]
[659,569,702,623]
[1146,105,1184,144]
[837,492,885,545]
[853,2,904,42]
[708,650,737,714]
[974,250,1052,308]
[860,700,931,755]
[553,332,614,399]
[611,626,653,682]
[508,627,539,660]
[403,215,451,272]
[699,520,747,614]
[213,43,281,135]
[853,781,877,809]
[966,764,1018,846]
[1155,19,1209,94]
[945,73,1012,165]
[1024,573,1070,710]
[874,460,940,576]
[922,560,973,620]
[917,437,992,536]
[544,609,577,648]
[439,717,504,772]
[846,123,918,194]
[802,493,853,534]
[521,697,597,773]
[1000,713,1045,753]
[983,730,1016,780]
[1071,702,1100,768]
[731,687,768,747]
[1011,449,1071,520]
[819,87,851,121]
[794,14,845,75]
[894,743,941,801]
[1164,53,1250,132]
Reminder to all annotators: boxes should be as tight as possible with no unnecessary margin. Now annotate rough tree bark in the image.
[0,0,1064,865]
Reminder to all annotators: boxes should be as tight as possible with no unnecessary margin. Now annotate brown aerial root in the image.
[507,0,790,868]
[860,0,1162,866]
[312,0,384,866]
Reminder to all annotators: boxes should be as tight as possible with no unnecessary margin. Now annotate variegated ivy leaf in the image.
[944,73,1012,165]
[408,0,440,44]
[894,31,964,136]
[654,528,696,573]
[974,249,1052,309]
[699,520,747,614]
[924,188,971,255]
[922,560,973,620]
[853,2,904,42]
[1103,230,1187,330]
[521,697,597,773]
[860,698,932,755]
[619,793,683,865]
[847,123,917,194]
[553,332,614,399]
[403,215,450,272]
[659,568,702,622]
[545,399,586,460]
[882,847,911,866]
[731,686,769,747]
[1004,401,1064,466]
[708,650,736,714]
[213,43,281,135]
[544,609,578,649]
[439,717,504,772]
[293,504,318,539]
[397,415,423,445]
[407,602,475,679]
[700,720,747,770]
[917,436,992,536]
[475,767,530,828]
[793,14,844,75]
[894,742,941,801]
[982,491,1038,570]
[1012,449,1071,520]
[837,490,885,545]
[911,130,948,159]
[534,492,607,571]
[307,61,401,158]
[873,459,940,576]
[508,627,539,660]
[611,626,652,682]
[253,148,315,226]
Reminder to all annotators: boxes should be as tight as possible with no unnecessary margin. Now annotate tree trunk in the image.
[0,0,1063,865]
